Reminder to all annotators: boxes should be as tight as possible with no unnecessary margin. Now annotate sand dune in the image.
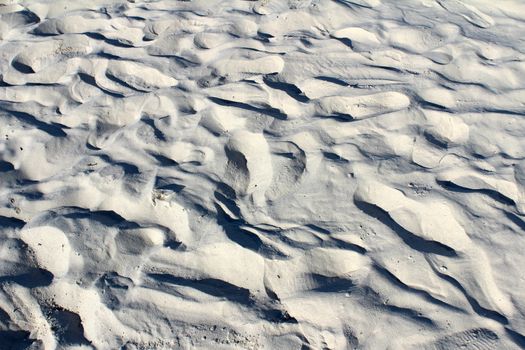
[1,0,525,349]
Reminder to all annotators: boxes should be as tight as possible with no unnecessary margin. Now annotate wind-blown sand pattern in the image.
[1,0,525,348]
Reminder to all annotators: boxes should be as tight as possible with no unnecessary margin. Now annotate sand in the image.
[1,0,525,348]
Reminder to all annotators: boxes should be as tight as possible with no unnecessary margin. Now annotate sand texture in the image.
[1,0,525,349]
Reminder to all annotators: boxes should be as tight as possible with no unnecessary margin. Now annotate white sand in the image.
[1,0,525,348]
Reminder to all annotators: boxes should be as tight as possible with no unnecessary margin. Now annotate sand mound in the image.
[0,0,524,348]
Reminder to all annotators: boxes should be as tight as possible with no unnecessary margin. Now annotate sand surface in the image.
[1,0,525,348]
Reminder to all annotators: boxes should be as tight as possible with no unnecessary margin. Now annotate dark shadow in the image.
[144,52,200,68]
[141,118,167,142]
[148,273,297,323]
[503,211,525,233]
[309,273,356,293]
[434,270,509,325]
[113,161,140,175]
[62,208,130,227]
[373,263,464,313]
[332,37,354,49]
[215,203,263,250]
[304,224,331,235]
[21,191,44,201]
[78,73,124,98]
[164,239,183,250]
[333,0,376,9]
[273,151,296,159]
[383,304,435,326]
[364,64,405,74]
[324,237,367,254]
[95,272,133,309]
[255,31,274,43]
[96,52,122,60]
[154,178,184,193]
[413,94,450,112]
[4,10,40,27]
[506,327,525,348]
[315,76,349,86]
[105,72,147,93]
[214,203,287,259]
[43,306,91,346]
[431,70,490,92]
[91,155,141,175]
[216,182,237,200]
[437,180,516,206]
[148,274,251,303]
[0,330,36,350]
[423,130,450,149]
[214,191,241,218]
[312,112,356,122]
[322,151,349,163]
[208,97,287,120]
[11,60,34,74]
[0,161,14,172]
[0,215,26,229]
[84,32,134,48]
[262,76,309,103]
[0,268,53,288]
[354,200,458,257]
[1,109,67,137]
[86,142,101,151]
[150,154,178,167]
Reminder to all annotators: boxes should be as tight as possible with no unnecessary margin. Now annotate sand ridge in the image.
[0,0,525,348]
